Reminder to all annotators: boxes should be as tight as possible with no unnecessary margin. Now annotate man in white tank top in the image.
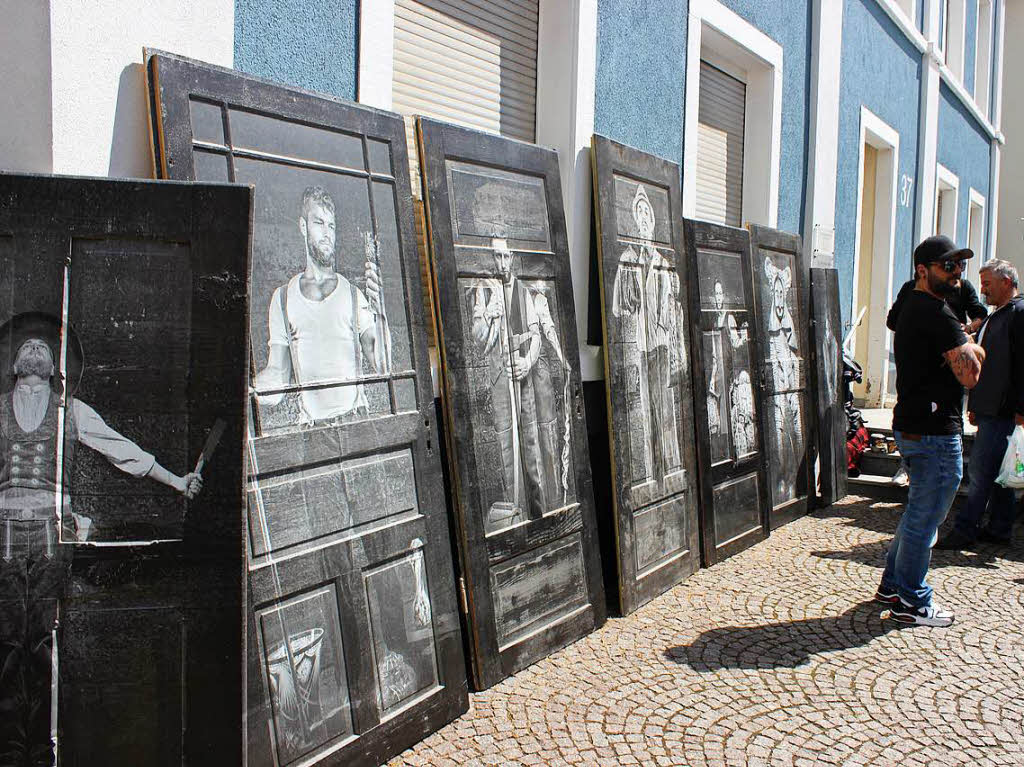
[254,186,391,425]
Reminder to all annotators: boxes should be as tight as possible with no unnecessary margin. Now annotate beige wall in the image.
[996,0,1024,274]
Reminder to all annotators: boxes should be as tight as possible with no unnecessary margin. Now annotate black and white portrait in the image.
[611,182,686,488]
[253,186,393,428]
[466,239,572,532]
[697,249,757,463]
[762,255,804,503]
[0,313,204,553]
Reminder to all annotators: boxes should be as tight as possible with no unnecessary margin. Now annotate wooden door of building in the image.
[684,220,770,565]
[590,135,701,614]
[810,267,847,506]
[0,173,250,765]
[748,225,813,528]
[418,118,605,689]
[147,52,468,767]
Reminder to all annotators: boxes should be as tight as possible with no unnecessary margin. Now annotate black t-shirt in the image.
[886,277,987,329]
[892,290,970,435]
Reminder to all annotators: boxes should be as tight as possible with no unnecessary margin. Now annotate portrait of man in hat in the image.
[611,182,685,484]
[469,238,571,530]
[0,314,202,557]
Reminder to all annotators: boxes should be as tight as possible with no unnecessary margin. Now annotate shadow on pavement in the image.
[663,601,902,671]
[808,540,1023,570]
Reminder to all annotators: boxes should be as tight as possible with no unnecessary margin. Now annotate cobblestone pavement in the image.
[390,495,1024,767]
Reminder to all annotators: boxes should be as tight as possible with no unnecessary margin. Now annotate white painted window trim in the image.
[849,107,900,402]
[937,0,949,57]
[966,186,986,281]
[356,0,395,109]
[934,161,960,238]
[683,0,782,228]
[874,0,999,141]
[876,0,929,51]
[535,0,601,381]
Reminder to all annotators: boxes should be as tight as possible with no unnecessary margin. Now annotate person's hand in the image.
[967,410,977,426]
[365,260,383,314]
[509,354,531,381]
[966,318,983,335]
[178,472,203,499]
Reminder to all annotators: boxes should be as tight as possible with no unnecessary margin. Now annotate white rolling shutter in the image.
[391,0,539,346]
[695,61,746,227]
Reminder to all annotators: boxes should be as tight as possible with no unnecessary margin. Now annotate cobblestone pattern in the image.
[390,496,1024,766]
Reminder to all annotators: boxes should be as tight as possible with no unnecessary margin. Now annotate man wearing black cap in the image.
[874,235,985,626]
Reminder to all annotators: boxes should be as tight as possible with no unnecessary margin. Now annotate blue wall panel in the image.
[834,0,922,326]
[594,0,689,164]
[964,0,977,97]
[234,0,359,102]
[936,81,991,251]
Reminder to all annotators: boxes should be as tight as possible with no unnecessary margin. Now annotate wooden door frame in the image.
[850,107,899,408]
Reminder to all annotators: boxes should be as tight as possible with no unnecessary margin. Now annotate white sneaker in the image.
[890,465,909,487]
[888,600,955,627]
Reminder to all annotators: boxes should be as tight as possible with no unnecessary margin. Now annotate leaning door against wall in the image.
[748,225,813,528]
[0,173,250,765]
[146,53,468,767]
[418,118,606,690]
[684,220,770,566]
[590,135,701,615]
[810,267,847,506]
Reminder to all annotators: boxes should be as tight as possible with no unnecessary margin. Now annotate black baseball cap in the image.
[913,235,973,267]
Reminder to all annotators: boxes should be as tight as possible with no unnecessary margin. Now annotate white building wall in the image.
[994,0,1022,273]
[0,0,234,179]
[0,0,54,172]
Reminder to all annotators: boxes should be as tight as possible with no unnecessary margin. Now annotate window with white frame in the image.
[683,0,782,228]
[934,163,959,240]
[695,59,746,226]
[975,0,993,116]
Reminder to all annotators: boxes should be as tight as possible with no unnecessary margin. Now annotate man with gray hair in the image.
[937,258,1024,549]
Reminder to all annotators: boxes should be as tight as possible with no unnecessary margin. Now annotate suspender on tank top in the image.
[280,276,364,383]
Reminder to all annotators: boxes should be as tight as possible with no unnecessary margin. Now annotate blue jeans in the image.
[880,432,963,607]
[954,416,1016,539]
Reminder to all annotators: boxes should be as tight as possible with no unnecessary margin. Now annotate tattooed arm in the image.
[943,342,986,389]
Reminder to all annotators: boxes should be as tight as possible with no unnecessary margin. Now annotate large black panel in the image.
[146,52,468,767]
[418,118,606,689]
[810,267,847,506]
[683,219,770,565]
[748,225,813,528]
[590,135,700,615]
[0,172,250,765]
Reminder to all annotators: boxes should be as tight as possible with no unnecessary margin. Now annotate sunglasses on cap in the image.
[929,258,967,274]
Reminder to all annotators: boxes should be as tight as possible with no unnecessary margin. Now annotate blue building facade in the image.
[230,0,1003,402]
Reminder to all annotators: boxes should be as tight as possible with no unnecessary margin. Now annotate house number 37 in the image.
[899,174,914,207]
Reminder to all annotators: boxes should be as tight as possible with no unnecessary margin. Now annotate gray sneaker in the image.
[888,600,955,627]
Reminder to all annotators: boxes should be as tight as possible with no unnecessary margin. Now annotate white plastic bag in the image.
[995,425,1024,489]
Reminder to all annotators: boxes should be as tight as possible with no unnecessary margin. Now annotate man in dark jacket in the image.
[936,259,1024,549]
[887,273,988,333]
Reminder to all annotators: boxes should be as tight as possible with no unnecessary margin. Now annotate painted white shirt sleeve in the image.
[72,399,156,478]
